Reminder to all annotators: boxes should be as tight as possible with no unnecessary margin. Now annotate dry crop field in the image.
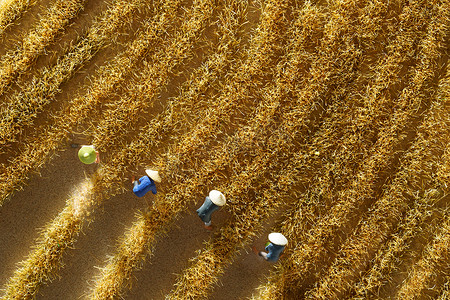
[0,0,448,298]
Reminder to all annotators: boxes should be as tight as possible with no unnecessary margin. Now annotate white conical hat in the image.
[209,190,226,206]
[145,169,161,183]
[268,232,288,246]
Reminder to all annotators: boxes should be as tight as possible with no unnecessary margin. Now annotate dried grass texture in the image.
[0,0,147,147]
[252,0,449,297]
[0,0,448,298]
[1,0,228,297]
[0,0,86,96]
[0,0,34,37]
[0,0,182,205]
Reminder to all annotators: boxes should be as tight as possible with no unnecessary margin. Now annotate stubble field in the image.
[0,0,448,299]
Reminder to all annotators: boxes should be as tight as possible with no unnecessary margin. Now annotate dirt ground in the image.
[0,147,274,299]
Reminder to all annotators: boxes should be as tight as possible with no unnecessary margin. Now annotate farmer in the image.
[132,169,161,197]
[77,145,100,164]
[196,190,226,230]
[253,232,288,262]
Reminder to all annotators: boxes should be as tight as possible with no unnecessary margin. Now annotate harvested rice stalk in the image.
[305,67,450,300]
[0,0,147,146]
[350,66,450,300]
[253,0,448,297]
[0,0,182,206]
[0,0,34,37]
[396,213,450,300]
[0,0,86,96]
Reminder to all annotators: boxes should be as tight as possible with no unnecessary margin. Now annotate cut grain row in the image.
[90,0,295,297]
[0,0,35,37]
[0,0,148,147]
[350,66,450,299]
[0,0,183,206]
[253,0,447,296]
[0,0,86,96]
[0,0,241,297]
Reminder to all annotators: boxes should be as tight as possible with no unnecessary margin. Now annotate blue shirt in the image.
[133,176,157,197]
[265,243,285,262]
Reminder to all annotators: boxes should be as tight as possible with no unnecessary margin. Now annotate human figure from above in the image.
[196,190,226,230]
[252,232,288,262]
[77,145,100,164]
[131,169,161,197]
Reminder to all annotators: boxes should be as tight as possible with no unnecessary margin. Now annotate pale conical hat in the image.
[268,232,288,246]
[209,190,226,206]
[145,169,161,183]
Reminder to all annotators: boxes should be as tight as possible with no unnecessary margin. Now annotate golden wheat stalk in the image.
[0,0,34,37]
[0,0,147,147]
[0,0,86,96]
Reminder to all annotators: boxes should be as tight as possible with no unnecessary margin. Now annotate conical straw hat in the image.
[209,190,226,206]
[145,169,161,183]
[78,146,96,164]
[268,232,288,246]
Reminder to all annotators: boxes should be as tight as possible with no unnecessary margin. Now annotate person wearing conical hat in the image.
[78,145,100,164]
[196,190,226,230]
[252,232,288,262]
[131,169,161,197]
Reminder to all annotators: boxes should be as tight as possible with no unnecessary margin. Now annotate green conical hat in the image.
[78,146,96,164]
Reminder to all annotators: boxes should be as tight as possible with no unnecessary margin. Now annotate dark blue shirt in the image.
[265,242,285,262]
[196,196,220,223]
[133,176,157,197]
